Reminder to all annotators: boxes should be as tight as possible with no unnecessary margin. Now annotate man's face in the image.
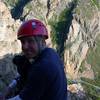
[20,36,39,59]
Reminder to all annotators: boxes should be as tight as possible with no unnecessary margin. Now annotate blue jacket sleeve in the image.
[19,66,47,100]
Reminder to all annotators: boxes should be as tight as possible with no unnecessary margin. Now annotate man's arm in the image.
[17,67,47,100]
[3,73,20,99]
[5,69,46,100]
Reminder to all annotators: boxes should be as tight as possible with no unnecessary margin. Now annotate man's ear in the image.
[42,38,46,46]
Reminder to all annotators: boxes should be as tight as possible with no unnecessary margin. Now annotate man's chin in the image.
[25,54,35,59]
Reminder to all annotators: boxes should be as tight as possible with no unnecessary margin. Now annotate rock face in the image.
[0,0,100,99]
[0,2,21,91]
[65,9,100,79]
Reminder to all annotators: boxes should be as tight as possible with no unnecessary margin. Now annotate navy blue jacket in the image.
[13,48,67,100]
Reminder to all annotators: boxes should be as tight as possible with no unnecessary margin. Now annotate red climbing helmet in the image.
[17,19,48,39]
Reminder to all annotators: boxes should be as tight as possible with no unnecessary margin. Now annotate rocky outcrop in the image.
[0,1,21,91]
[65,8,100,79]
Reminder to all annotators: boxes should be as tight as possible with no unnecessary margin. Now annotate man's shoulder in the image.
[42,47,57,54]
[40,48,59,61]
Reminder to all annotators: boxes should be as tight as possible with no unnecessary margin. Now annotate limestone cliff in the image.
[0,1,21,90]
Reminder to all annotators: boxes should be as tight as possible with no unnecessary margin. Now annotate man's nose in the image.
[22,41,29,49]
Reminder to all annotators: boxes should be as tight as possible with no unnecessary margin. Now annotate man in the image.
[1,19,67,100]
